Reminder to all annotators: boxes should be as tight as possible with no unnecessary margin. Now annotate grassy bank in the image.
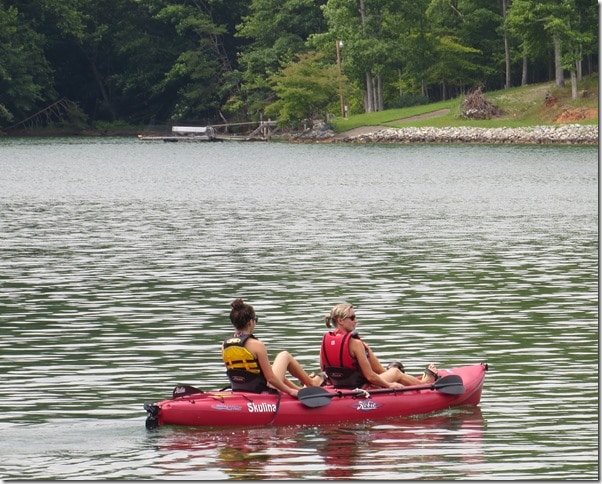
[331,75,598,132]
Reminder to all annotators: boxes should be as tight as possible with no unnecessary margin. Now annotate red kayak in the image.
[144,362,488,429]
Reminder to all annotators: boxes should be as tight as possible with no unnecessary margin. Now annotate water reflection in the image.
[146,407,485,479]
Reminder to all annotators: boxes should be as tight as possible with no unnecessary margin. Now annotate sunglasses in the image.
[346,314,357,321]
[253,315,259,323]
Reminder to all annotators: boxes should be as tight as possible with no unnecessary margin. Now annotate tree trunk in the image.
[89,59,116,120]
[365,71,374,112]
[371,74,377,111]
[521,55,528,86]
[553,34,564,87]
[570,68,577,100]
[359,0,375,112]
[359,0,366,28]
[376,74,384,111]
[502,0,511,88]
[504,33,511,88]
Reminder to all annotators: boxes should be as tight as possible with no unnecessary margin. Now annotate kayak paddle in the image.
[298,374,465,408]
[172,384,204,398]
[172,384,231,398]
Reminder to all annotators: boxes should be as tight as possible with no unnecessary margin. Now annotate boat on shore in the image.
[144,362,488,429]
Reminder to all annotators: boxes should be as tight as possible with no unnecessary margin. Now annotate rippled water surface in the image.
[0,138,597,479]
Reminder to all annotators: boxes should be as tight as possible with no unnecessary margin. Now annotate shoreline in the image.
[291,123,599,145]
[1,123,598,145]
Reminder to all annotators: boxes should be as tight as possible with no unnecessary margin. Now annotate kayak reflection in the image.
[315,406,485,479]
[145,406,485,479]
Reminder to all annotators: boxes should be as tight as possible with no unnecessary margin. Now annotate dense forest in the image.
[0,0,597,130]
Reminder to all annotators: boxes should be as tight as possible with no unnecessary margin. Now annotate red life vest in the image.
[320,330,368,388]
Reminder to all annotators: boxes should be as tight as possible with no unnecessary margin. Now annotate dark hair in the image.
[230,298,256,330]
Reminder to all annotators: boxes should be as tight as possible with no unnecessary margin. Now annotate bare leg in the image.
[380,363,439,386]
[272,351,318,387]
[282,377,299,390]
[420,363,439,383]
[380,368,423,386]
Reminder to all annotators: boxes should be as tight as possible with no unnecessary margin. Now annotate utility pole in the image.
[336,39,346,118]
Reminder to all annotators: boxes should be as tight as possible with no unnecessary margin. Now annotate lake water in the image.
[0,137,598,480]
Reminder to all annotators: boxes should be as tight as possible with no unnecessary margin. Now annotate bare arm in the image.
[247,339,297,396]
[349,339,400,389]
[366,346,387,373]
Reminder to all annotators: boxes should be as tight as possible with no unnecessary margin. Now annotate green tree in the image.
[265,51,339,125]
[0,0,596,128]
[505,0,595,89]
[107,0,249,124]
[457,1,505,89]
[0,6,51,125]
[140,0,238,122]
[555,0,597,98]
[426,0,501,95]
[315,0,394,113]
[234,0,326,118]
[424,35,482,99]
[0,0,86,126]
[394,0,436,98]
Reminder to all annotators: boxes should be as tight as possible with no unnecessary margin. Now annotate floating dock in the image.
[138,121,276,142]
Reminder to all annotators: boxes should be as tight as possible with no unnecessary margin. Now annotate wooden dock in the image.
[138,121,277,142]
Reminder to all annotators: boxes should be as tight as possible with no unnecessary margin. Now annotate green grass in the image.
[330,75,599,132]
[332,100,457,131]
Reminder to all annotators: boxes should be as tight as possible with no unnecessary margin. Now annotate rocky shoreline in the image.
[292,123,598,145]
[3,121,597,145]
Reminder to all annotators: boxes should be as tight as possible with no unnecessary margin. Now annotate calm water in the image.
[0,137,598,480]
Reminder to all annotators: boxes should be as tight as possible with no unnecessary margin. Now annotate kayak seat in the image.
[228,368,268,393]
[323,366,368,389]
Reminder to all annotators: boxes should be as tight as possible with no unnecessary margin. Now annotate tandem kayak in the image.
[144,362,488,429]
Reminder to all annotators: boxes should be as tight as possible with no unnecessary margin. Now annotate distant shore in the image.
[292,123,599,145]
[2,123,598,145]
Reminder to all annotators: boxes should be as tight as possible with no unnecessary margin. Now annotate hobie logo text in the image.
[356,400,379,411]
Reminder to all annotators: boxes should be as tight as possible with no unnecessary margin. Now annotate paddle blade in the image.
[432,375,465,395]
[298,386,336,408]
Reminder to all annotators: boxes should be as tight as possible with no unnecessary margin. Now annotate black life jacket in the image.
[222,334,268,393]
[320,330,368,389]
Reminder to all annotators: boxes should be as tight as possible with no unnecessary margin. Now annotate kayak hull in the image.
[144,362,488,428]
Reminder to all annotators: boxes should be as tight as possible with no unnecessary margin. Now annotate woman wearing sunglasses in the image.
[320,302,439,389]
[222,298,321,397]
